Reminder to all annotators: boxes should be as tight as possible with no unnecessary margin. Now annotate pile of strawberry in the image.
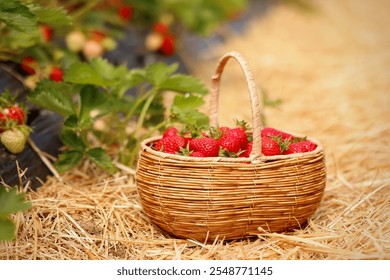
[151,122,317,158]
[0,98,30,154]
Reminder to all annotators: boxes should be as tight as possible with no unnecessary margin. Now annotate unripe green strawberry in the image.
[102,37,117,51]
[66,31,86,52]
[1,128,27,154]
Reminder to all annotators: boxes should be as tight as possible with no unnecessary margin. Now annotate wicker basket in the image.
[135,51,326,242]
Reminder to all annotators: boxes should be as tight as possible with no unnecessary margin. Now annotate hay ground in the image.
[1,0,389,259]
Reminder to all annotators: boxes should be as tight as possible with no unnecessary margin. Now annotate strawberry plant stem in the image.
[124,88,156,125]
[134,89,158,138]
[70,0,100,20]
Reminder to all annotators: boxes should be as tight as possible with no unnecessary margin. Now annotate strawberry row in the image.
[151,124,317,158]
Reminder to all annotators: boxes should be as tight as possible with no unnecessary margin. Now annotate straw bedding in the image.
[1,0,389,259]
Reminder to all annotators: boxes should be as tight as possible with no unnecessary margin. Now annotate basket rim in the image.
[139,132,324,163]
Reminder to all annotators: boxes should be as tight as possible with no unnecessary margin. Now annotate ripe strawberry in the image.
[153,23,169,34]
[219,134,241,154]
[49,67,63,82]
[159,34,175,56]
[66,31,86,52]
[90,31,106,42]
[189,137,219,157]
[40,25,52,42]
[163,127,179,138]
[118,5,133,21]
[0,111,6,132]
[283,140,317,154]
[225,127,248,149]
[239,142,253,158]
[261,136,281,156]
[5,105,26,125]
[261,127,294,141]
[190,151,205,157]
[1,128,28,154]
[154,135,186,154]
[20,57,38,75]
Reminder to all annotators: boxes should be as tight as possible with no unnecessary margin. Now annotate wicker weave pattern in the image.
[135,52,327,242]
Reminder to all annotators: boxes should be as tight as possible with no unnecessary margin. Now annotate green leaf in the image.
[160,74,208,95]
[28,80,76,117]
[79,85,109,123]
[90,58,127,83]
[0,216,15,241]
[125,69,146,87]
[172,94,205,111]
[145,62,178,87]
[86,148,116,174]
[0,186,31,215]
[170,94,209,127]
[60,130,86,151]
[0,0,37,33]
[55,150,84,174]
[27,4,72,27]
[63,115,79,130]
[64,62,108,87]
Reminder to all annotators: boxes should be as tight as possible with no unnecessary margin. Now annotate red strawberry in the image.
[163,127,179,138]
[20,57,38,75]
[283,140,317,154]
[159,34,175,56]
[40,25,52,42]
[118,5,133,21]
[219,134,241,154]
[190,151,205,157]
[219,126,230,134]
[218,126,248,155]
[49,67,63,82]
[239,142,253,158]
[3,105,26,125]
[90,31,106,42]
[153,23,169,34]
[261,127,294,141]
[0,111,6,132]
[189,137,219,157]
[154,135,186,154]
[225,127,248,149]
[261,136,281,156]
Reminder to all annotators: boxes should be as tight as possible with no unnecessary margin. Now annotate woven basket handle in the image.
[210,51,263,158]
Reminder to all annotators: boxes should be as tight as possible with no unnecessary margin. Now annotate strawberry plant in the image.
[0,184,31,241]
[27,57,208,173]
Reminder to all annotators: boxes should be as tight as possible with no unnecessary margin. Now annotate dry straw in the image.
[136,52,327,242]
